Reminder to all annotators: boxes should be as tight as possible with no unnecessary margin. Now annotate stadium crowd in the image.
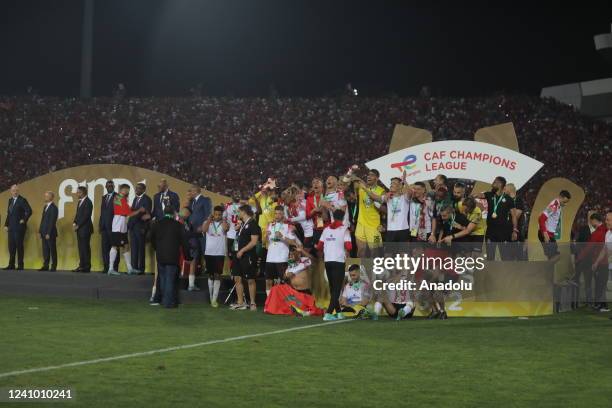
[0,94,610,218]
[1,94,611,319]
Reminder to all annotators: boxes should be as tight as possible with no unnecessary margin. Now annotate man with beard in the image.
[474,176,516,261]
[366,176,411,243]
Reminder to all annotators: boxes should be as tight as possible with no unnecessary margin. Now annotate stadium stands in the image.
[0,95,610,224]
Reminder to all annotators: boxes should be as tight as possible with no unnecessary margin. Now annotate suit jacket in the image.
[152,190,180,220]
[98,192,116,232]
[5,195,32,229]
[188,194,212,232]
[74,197,94,234]
[128,194,152,231]
[39,202,58,237]
[150,217,191,265]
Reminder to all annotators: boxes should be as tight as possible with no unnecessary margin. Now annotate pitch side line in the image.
[0,319,353,379]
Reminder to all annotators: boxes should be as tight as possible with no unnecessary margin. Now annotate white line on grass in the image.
[0,319,353,379]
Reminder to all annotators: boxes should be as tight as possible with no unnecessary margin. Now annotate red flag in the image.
[264,284,325,316]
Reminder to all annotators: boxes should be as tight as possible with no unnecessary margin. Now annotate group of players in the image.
[173,168,589,320]
[4,166,610,319]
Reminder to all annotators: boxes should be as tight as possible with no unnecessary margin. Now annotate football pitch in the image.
[0,296,611,408]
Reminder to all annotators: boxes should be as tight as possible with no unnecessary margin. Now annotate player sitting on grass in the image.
[337,264,373,319]
[373,270,415,320]
[263,245,325,317]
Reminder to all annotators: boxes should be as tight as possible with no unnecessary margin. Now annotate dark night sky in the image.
[0,0,611,97]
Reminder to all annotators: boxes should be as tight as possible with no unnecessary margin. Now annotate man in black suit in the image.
[4,184,32,270]
[73,186,93,272]
[99,179,118,273]
[187,184,212,291]
[39,191,58,271]
[152,178,180,221]
[150,205,191,308]
[128,182,152,273]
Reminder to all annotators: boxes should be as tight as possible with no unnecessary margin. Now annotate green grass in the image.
[0,296,611,408]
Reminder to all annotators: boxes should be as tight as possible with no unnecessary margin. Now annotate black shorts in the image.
[226,238,237,258]
[231,255,258,279]
[538,231,559,259]
[205,255,225,277]
[111,232,128,247]
[264,262,288,280]
[465,235,484,252]
[385,229,411,243]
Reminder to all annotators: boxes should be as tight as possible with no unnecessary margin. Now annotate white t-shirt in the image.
[383,193,410,231]
[324,191,349,227]
[606,230,612,270]
[266,222,296,263]
[223,202,241,240]
[319,224,351,263]
[205,221,227,256]
[341,280,372,306]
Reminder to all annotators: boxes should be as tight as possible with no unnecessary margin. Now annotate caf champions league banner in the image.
[0,164,229,273]
[366,140,544,188]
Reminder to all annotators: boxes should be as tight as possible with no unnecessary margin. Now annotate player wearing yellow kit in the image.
[354,169,385,257]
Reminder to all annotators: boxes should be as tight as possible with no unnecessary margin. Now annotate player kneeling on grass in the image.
[264,246,325,317]
[337,264,373,319]
[373,271,415,321]
[203,205,229,308]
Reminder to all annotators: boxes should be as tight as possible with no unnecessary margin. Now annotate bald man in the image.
[4,185,32,270]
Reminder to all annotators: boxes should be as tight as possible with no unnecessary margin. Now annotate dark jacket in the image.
[39,202,58,237]
[152,190,180,221]
[5,195,32,229]
[128,194,152,231]
[74,197,94,234]
[150,217,191,265]
[98,192,116,232]
[188,194,212,232]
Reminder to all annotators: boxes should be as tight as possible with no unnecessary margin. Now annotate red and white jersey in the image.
[382,193,410,231]
[387,285,411,304]
[266,221,297,263]
[286,198,313,238]
[223,202,241,240]
[205,221,227,256]
[318,223,351,263]
[539,198,562,236]
[111,195,130,233]
[408,197,434,239]
[324,190,349,227]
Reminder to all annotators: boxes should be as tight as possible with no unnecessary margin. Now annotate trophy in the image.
[341,165,359,183]
[259,177,277,191]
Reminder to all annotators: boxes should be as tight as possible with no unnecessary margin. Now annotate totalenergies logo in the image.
[390,154,417,173]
